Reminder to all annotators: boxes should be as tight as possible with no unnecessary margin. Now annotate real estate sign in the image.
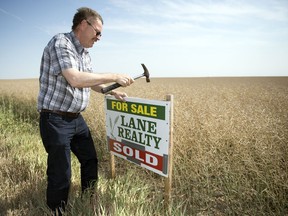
[105,96,171,177]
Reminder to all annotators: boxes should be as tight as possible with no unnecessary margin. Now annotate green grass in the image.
[0,96,46,215]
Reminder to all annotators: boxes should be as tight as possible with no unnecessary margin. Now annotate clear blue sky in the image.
[0,0,287,79]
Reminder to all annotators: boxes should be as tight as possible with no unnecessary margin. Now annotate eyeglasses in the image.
[85,20,102,37]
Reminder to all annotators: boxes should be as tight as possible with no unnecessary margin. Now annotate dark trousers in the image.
[40,112,98,212]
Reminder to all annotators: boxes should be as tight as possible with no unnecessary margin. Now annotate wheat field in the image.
[0,77,287,215]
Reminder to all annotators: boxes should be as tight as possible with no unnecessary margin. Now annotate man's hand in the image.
[115,75,134,87]
[110,90,128,102]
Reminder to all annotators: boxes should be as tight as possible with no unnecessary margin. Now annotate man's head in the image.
[72,7,104,48]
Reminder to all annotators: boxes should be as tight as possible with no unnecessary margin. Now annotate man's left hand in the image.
[110,90,128,102]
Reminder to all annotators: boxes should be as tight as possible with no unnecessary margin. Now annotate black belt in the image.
[41,109,80,118]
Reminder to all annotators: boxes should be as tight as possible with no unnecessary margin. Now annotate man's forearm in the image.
[91,84,105,93]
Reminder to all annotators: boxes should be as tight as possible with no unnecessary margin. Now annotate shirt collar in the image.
[69,31,88,55]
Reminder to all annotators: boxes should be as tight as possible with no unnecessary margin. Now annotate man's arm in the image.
[62,68,133,88]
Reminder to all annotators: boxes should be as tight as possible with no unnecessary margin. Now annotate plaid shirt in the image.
[37,31,92,113]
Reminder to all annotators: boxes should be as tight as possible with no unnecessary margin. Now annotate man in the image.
[37,7,134,214]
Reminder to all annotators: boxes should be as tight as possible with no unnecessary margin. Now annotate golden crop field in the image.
[0,77,287,215]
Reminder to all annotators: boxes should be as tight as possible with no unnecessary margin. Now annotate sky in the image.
[0,0,288,79]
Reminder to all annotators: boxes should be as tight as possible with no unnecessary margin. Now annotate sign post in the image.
[164,94,174,211]
[104,95,174,207]
[110,152,116,178]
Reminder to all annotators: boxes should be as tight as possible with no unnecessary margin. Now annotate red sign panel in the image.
[109,138,164,173]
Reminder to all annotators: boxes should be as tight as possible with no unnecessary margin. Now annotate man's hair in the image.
[72,7,103,30]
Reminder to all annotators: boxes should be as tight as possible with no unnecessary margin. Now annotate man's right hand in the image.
[115,74,134,87]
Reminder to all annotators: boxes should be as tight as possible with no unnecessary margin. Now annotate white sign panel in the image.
[105,96,171,177]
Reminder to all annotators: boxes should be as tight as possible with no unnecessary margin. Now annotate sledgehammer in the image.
[101,63,150,94]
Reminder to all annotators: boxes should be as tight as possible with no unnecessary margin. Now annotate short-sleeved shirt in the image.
[37,31,92,113]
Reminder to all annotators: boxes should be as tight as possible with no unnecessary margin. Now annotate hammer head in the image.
[141,63,150,82]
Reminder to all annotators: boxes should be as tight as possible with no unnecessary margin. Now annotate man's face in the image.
[82,19,103,48]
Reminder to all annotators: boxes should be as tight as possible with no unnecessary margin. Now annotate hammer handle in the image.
[101,75,144,94]
[101,83,121,94]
